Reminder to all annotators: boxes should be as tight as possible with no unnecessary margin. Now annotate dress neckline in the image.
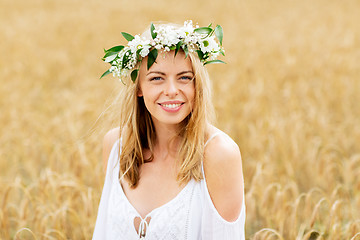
[116,174,195,220]
[112,130,222,220]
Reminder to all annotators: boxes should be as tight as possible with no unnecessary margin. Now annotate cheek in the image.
[142,94,152,109]
[142,87,159,106]
[142,95,156,116]
[185,85,196,109]
[188,83,196,102]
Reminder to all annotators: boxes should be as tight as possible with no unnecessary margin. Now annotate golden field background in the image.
[1,0,359,239]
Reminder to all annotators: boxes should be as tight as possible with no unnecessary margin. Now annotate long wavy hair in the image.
[116,23,215,188]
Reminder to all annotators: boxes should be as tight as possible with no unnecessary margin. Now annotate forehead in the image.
[140,50,193,74]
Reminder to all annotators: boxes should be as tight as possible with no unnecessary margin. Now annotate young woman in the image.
[93,21,245,239]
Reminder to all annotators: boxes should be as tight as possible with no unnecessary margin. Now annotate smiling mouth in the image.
[158,103,184,109]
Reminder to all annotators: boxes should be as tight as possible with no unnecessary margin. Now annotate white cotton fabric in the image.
[92,133,245,240]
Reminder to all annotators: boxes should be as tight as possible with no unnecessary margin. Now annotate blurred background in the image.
[1,0,359,239]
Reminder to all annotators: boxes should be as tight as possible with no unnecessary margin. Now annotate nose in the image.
[164,79,179,97]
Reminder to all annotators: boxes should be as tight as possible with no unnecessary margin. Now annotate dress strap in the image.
[204,131,223,147]
[202,131,224,177]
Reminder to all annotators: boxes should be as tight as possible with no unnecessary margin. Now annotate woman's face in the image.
[138,50,195,127]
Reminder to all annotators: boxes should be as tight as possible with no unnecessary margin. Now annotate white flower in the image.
[154,26,180,47]
[181,20,194,36]
[109,66,115,72]
[128,35,150,54]
[126,52,138,69]
[155,44,163,50]
[118,47,130,60]
[198,36,220,53]
[139,46,150,57]
[183,32,201,49]
[118,69,129,80]
[209,51,220,60]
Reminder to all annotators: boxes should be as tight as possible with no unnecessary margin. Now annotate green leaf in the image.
[122,50,131,69]
[131,69,139,82]
[208,23,213,28]
[201,52,209,61]
[100,69,111,79]
[150,23,157,39]
[214,25,223,46]
[203,59,226,65]
[194,27,212,35]
[182,45,189,58]
[174,40,183,57]
[121,32,135,41]
[136,48,142,58]
[196,50,204,60]
[103,51,118,59]
[106,45,124,53]
[147,48,158,69]
[220,49,225,56]
[104,53,117,63]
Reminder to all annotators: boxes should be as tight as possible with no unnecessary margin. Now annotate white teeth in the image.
[162,103,181,109]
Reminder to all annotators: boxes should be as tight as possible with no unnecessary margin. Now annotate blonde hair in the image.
[117,23,215,188]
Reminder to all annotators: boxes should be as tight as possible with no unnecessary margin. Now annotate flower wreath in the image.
[100,20,225,83]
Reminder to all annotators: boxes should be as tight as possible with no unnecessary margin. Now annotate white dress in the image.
[92,133,246,239]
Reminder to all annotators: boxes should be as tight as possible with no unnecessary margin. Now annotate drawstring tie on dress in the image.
[138,217,149,239]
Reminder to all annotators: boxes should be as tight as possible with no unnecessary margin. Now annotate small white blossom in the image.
[139,46,150,57]
[209,52,220,60]
[154,26,180,47]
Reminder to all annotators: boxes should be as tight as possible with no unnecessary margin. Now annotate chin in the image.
[155,114,190,126]
[161,118,187,125]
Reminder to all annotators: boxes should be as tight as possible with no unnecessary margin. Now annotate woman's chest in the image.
[107,168,202,239]
[122,158,180,211]
[120,165,186,219]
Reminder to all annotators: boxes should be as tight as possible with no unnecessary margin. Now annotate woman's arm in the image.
[102,127,120,173]
[203,133,244,222]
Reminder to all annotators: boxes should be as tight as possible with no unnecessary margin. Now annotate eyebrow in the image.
[146,71,166,76]
[146,70,194,76]
[177,71,194,76]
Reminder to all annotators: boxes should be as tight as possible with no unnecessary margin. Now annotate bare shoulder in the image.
[204,127,244,222]
[102,127,121,173]
[205,127,241,160]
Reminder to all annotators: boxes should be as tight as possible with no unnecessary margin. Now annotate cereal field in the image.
[0,0,359,239]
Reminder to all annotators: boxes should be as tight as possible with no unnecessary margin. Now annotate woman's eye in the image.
[180,76,193,81]
[150,76,162,81]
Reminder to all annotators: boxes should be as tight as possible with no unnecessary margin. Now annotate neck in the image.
[152,120,182,160]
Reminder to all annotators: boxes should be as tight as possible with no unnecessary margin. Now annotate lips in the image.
[158,101,185,112]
